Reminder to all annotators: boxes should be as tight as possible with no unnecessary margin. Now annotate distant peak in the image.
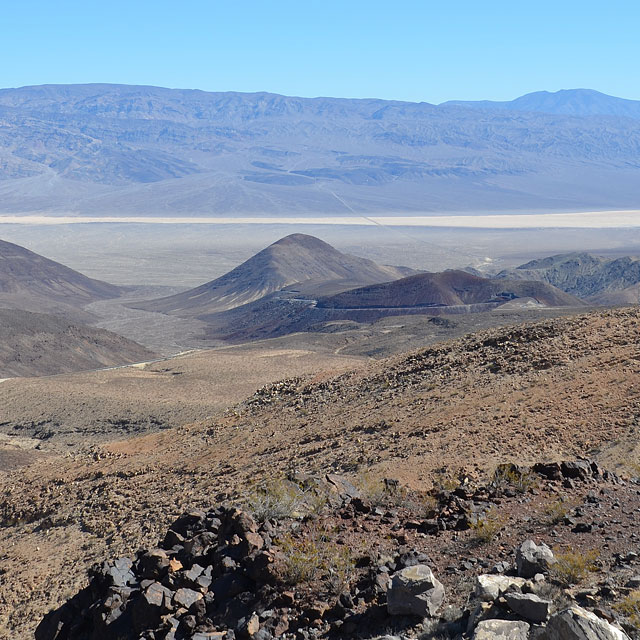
[270,234,333,250]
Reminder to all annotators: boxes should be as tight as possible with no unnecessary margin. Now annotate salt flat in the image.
[0,209,639,228]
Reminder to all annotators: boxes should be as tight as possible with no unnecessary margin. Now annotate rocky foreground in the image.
[2,307,640,638]
[37,460,640,639]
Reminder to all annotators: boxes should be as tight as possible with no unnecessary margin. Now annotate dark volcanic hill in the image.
[134,233,415,315]
[0,308,154,377]
[0,237,121,318]
[317,270,583,309]
[494,252,640,302]
[193,269,584,344]
[1,84,640,214]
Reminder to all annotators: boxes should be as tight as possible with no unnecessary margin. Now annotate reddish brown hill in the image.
[318,270,584,309]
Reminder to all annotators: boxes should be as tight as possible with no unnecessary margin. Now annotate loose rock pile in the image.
[35,462,640,639]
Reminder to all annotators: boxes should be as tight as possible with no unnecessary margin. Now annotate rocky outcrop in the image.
[543,605,631,640]
[386,564,445,617]
[34,463,640,640]
[516,540,556,578]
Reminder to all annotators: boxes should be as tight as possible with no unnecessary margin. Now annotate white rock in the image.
[543,605,631,640]
[475,574,527,601]
[473,619,530,639]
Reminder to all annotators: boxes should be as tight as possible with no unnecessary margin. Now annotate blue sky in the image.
[3,0,639,103]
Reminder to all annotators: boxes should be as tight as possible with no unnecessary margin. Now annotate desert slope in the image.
[0,237,121,318]
[1,307,640,636]
[134,233,415,315]
[0,308,154,377]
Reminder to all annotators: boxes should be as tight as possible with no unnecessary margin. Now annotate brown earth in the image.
[0,308,155,378]
[0,345,365,444]
[1,306,639,637]
[0,237,121,322]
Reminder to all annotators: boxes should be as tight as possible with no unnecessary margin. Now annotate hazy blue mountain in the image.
[0,84,639,214]
[443,88,640,119]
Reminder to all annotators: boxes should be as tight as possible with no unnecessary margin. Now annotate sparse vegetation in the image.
[245,476,304,522]
[551,548,600,585]
[543,497,575,525]
[492,463,538,494]
[614,590,640,630]
[356,471,407,507]
[469,508,505,543]
[277,526,355,592]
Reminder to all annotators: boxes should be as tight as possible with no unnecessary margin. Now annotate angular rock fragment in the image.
[516,539,555,577]
[472,619,530,639]
[387,564,444,617]
[475,574,526,601]
[542,605,630,639]
[504,591,551,622]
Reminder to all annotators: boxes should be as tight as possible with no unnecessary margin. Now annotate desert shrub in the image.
[614,590,640,630]
[277,526,354,592]
[431,470,460,492]
[492,464,538,494]
[469,508,505,543]
[356,472,407,507]
[245,477,305,522]
[543,497,575,525]
[551,548,600,586]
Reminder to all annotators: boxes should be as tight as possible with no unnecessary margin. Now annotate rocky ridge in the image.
[35,460,640,639]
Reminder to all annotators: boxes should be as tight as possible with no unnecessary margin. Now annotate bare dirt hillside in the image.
[0,237,121,320]
[134,234,415,316]
[0,345,365,443]
[1,307,639,637]
[0,308,154,377]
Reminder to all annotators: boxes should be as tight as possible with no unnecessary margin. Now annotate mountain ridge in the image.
[443,88,640,119]
[1,83,639,214]
[494,251,640,301]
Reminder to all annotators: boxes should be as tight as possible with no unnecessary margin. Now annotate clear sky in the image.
[3,0,639,103]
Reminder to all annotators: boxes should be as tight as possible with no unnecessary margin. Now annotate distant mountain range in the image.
[0,84,639,214]
[443,88,640,119]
